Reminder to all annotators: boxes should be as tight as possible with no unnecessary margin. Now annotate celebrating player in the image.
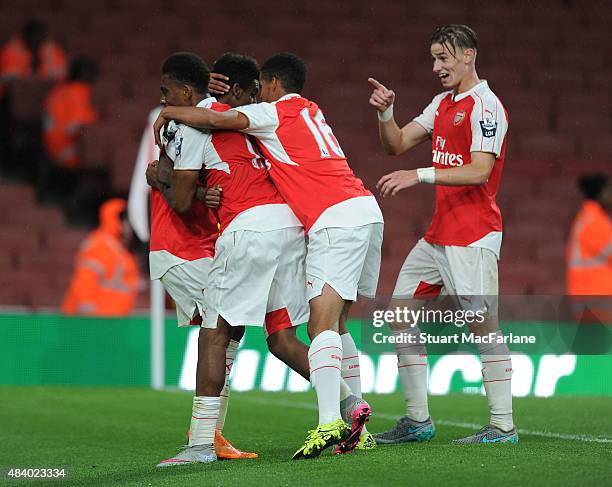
[155,52,358,466]
[146,53,259,463]
[153,52,384,458]
[368,24,516,444]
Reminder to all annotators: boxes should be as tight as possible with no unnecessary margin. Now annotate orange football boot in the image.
[214,430,258,459]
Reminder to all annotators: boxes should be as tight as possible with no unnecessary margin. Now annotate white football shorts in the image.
[393,238,499,314]
[305,223,383,302]
[204,226,309,328]
[159,257,216,327]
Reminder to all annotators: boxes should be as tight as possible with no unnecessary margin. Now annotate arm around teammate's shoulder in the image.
[153,107,249,146]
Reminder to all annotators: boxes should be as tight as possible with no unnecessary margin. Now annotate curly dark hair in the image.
[162,52,210,95]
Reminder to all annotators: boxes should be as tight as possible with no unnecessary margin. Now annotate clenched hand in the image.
[196,185,223,209]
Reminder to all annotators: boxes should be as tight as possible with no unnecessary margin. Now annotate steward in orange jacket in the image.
[567,174,612,323]
[62,199,140,316]
[43,57,98,168]
[0,20,66,88]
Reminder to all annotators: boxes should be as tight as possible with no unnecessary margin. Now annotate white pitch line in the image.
[242,396,612,444]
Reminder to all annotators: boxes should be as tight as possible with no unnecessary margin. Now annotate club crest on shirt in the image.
[479,117,497,138]
[453,111,466,126]
[175,134,183,158]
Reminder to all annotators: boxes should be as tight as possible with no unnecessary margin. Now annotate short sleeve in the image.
[166,123,209,171]
[470,94,508,158]
[413,92,448,134]
[233,102,279,135]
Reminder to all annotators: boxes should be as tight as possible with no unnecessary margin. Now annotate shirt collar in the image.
[196,96,217,108]
[453,80,488,102]
[277,93,301,103]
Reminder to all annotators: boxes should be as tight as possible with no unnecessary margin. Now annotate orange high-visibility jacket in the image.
[43,80,97,168]
[0,37,66,81]
[62,199,140,316]
[567,200,612,296]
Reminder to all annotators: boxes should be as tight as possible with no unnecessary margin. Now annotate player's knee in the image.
[199,319,233,347]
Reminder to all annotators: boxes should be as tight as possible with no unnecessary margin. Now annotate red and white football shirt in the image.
[149,186,217,280]
[413,81,508,258]
[234,94,383,233]
[165,97,301,235]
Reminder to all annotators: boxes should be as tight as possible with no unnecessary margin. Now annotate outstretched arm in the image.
[368,78,430,156]
[377,152,496,198]
[153,107,249,146]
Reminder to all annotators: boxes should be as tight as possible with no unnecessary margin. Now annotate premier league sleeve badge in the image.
[479,117,497,138]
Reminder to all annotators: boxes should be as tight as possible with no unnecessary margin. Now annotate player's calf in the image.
[266,325,310,380]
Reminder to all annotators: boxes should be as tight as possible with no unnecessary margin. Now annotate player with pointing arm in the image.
[369,24,517,445]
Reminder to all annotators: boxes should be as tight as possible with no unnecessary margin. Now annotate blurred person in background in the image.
[0,19,67,173]
[567,173,612,323]
[43,56,99,169]
[62,198,141,316]
[0,19,66,85]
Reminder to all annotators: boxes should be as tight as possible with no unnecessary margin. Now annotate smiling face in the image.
[431,42,474,92]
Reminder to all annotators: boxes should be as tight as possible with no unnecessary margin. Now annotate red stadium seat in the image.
[557,112,608,137]
[19,249,74,274]
[43,229,88,253]
[589,70,612,91]
[0,228,43,253]
[109,141,140,192]
[517,132,577,160]
[580,136,612,160]
[5,206,65,229]
[8,79,55,123]
[550,48,606,71]
[81,124,115,167]
[531,69,585,92]
[0,182,35,206]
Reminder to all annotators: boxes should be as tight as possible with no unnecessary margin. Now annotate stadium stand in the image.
[0,0,610,310]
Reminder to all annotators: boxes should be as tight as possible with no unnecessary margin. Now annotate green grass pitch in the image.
[1,387,610,486]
